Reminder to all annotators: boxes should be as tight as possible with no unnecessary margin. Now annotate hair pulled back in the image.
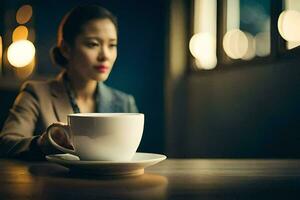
[51,5,118,67]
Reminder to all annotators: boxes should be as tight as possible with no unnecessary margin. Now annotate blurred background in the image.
[0,0,299,158]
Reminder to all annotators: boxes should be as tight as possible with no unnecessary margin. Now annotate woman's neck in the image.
[66,71,97,101]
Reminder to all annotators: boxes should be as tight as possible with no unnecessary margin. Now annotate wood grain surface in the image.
[0,159,300,199]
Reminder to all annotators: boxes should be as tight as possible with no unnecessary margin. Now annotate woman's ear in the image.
[60,40,71,60]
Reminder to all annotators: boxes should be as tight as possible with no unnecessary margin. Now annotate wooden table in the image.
[0,159,300,199]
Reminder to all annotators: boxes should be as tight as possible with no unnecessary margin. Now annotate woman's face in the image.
[65,18,117,82]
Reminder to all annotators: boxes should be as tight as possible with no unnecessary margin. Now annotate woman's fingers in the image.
[51,128,74,149]
[38,122,74,153]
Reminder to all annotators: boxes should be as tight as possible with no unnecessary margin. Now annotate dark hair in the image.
[51,5,118,67]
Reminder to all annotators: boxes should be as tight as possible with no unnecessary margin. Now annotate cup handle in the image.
[46,123,75,154]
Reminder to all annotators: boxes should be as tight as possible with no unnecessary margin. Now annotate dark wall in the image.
[0,0,167,153]
[0,90,18,128]
[186,58,300,158]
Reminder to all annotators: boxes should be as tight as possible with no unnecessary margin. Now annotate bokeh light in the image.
[255,32,270,57]
[14,57,35,79]
[287,41,300,49]
[16,5,33,24]
[223,29,248,59]
[7,40,36,68]
[189,32,217,69]
[278,10,300,42]
[242,32,255,60]
[12,25,29,42]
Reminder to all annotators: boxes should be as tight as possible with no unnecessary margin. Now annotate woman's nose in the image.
[97,46,109,61]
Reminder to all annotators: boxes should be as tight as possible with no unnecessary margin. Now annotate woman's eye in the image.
[86,42,99,48]
[109,44,117,48]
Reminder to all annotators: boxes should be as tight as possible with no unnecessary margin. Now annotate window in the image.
[190,0,300,71]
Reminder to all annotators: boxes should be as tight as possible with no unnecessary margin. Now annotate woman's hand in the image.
[37,122,74,154]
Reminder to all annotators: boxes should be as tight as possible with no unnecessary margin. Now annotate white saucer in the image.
[46,152,166,177]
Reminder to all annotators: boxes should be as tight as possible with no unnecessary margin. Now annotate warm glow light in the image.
[223,29,248,59]
[284,0,300,49]
[15,57,35,79]
[194,0,217,34]
[255,32,270,57]
[189,33,217,69]
[192,0,217,70]
[7,40,35,68]
[12,25,29,42]
[287,41,300,49]
[16,5,33,24]
[278,10,300,42]
[242,32,255,60]
[227,0,240,31]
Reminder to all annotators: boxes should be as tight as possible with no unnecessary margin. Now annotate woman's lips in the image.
[94,65,109,73]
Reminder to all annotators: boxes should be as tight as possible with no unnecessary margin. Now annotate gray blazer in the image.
[0,72,138,159]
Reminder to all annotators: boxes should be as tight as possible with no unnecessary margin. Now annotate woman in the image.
[0,5,138,160]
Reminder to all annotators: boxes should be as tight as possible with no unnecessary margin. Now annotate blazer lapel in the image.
[50,74,121,118]
[50,72,73,123]
[98,82,122,112]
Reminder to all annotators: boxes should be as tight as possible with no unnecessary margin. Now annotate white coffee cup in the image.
[46,113,144,161]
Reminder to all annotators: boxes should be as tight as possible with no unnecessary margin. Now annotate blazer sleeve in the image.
[128,95,139,113]
[0,82,44,160]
